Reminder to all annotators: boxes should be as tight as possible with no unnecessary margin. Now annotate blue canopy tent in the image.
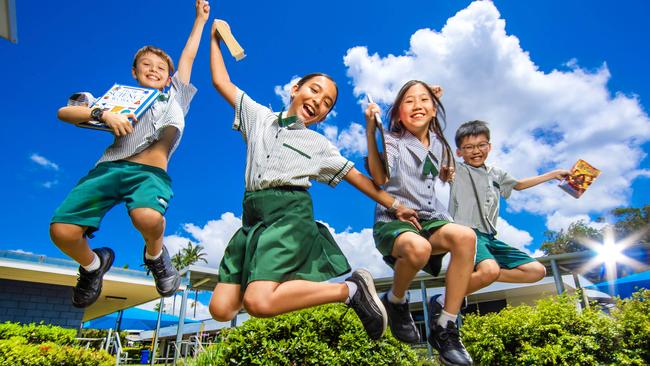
[83,307,198,330]
[589,270,650,298]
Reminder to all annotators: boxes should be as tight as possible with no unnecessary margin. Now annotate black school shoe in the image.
[72,247,115,308]
[143,245,181,297]
[428,320,473,366]
[381,293,421,343]
[345,269,388,340]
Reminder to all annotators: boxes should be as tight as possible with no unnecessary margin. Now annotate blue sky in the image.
[2,1,649,316]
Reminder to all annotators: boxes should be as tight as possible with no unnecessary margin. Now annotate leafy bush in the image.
[611,289,650,363]
[0,322,76,345]
[461,291,648,365]
[189,304,418,366]
[0,336,114,366]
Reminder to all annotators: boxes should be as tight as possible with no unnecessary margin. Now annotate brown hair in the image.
[132,45,175,75]
[387,80,455,181]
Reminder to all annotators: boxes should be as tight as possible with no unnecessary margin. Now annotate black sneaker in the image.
[381,293,420,343]
[72,247,115,308]
[428,320,473,366]
[143,246,181,297]
[428,294,444,331]
[345,269,387,340]
[429,295,467,329]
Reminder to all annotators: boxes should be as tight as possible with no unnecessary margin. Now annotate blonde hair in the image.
[132,45,175,75]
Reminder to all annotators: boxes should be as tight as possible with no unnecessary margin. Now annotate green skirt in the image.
[373,219,450,276]
[218,187,351,290]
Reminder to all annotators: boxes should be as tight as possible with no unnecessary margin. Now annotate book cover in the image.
[77,84,160,132]
[559,159,601,198]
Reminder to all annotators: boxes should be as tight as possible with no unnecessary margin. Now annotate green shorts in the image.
[475,230,536,269]
[51,160,173,236]
[218,187,351,290]
[373,219,450,276]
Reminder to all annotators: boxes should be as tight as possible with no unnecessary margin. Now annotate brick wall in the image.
[0,279,83,328]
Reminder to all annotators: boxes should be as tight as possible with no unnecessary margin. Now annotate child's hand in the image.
[429,85,443,100]
[103,111,136,137]
[552,169,571,181]
[196,0,210,23]
[365,102,381,132]
[395,205,422,230]
[440,165,455,183]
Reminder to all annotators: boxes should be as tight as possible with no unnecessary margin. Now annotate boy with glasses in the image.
[433,120,569,313]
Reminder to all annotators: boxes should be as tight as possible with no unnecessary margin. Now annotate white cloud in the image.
[274,76,301,108]
[42,180,59,189]
[164,212,242,267]
[30,153,59,171]
[343,1,650,231]
[495,217,534,255]
[320,122,368,156]
[9,249,34,255]
[137,293,212,320]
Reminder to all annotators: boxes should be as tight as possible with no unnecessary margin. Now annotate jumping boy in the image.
[439,120,570,313]
[49,0,209,308]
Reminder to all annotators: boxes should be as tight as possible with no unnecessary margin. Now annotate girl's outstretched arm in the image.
[210,19,238,107]
[344,167,421,230]
[365,102,389,185]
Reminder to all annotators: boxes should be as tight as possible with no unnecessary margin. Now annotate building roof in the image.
[0,250,185,321]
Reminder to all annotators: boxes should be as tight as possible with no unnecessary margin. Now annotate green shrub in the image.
[611,288,650,363]
[0,322,76,345]
[0,336,114,366]
[461,293,647,365]
[189,304,418,366]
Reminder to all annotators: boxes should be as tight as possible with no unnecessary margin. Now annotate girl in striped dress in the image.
[207,19,418,340]
[366,81,475,365]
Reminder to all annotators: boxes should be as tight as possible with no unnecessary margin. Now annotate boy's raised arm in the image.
[210,19,238,107]
[176,0,210,84]
[514,169,570,191]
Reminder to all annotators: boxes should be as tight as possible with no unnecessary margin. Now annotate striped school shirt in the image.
[374,130,452,223]
[233,89,354,191]
[67,72,197,165]
[449,162,518,235]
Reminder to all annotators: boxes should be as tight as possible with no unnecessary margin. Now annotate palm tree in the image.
[171,241,208,316]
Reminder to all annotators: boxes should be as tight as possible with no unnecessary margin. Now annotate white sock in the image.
[436,293,445,306]
[82,252,101,272]
[344,281,358,304]
[437,309,457,328]
[388,289,407,304]
[145,248,163,260]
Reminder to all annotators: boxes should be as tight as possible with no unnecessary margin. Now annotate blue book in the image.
[76,84,160,132]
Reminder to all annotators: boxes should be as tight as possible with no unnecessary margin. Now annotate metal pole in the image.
[420,280,433,358]
[150,297,164,366]
[550,259,565,294]
[572,273,590,309]
[173,288,190,365]
[230,314,238,328]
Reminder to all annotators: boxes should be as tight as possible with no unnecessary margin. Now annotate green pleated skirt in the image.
[218,187,351,290]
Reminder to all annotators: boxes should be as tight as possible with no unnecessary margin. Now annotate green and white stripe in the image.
[232,89,353,191]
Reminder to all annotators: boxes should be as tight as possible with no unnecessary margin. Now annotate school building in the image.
[0,249,167,328]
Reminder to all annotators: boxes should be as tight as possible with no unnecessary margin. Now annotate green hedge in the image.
[461,289,650,365]
[0,322,115,366]
[189,304,419,366]
[0,321,76,345]
[0,336,114,366]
